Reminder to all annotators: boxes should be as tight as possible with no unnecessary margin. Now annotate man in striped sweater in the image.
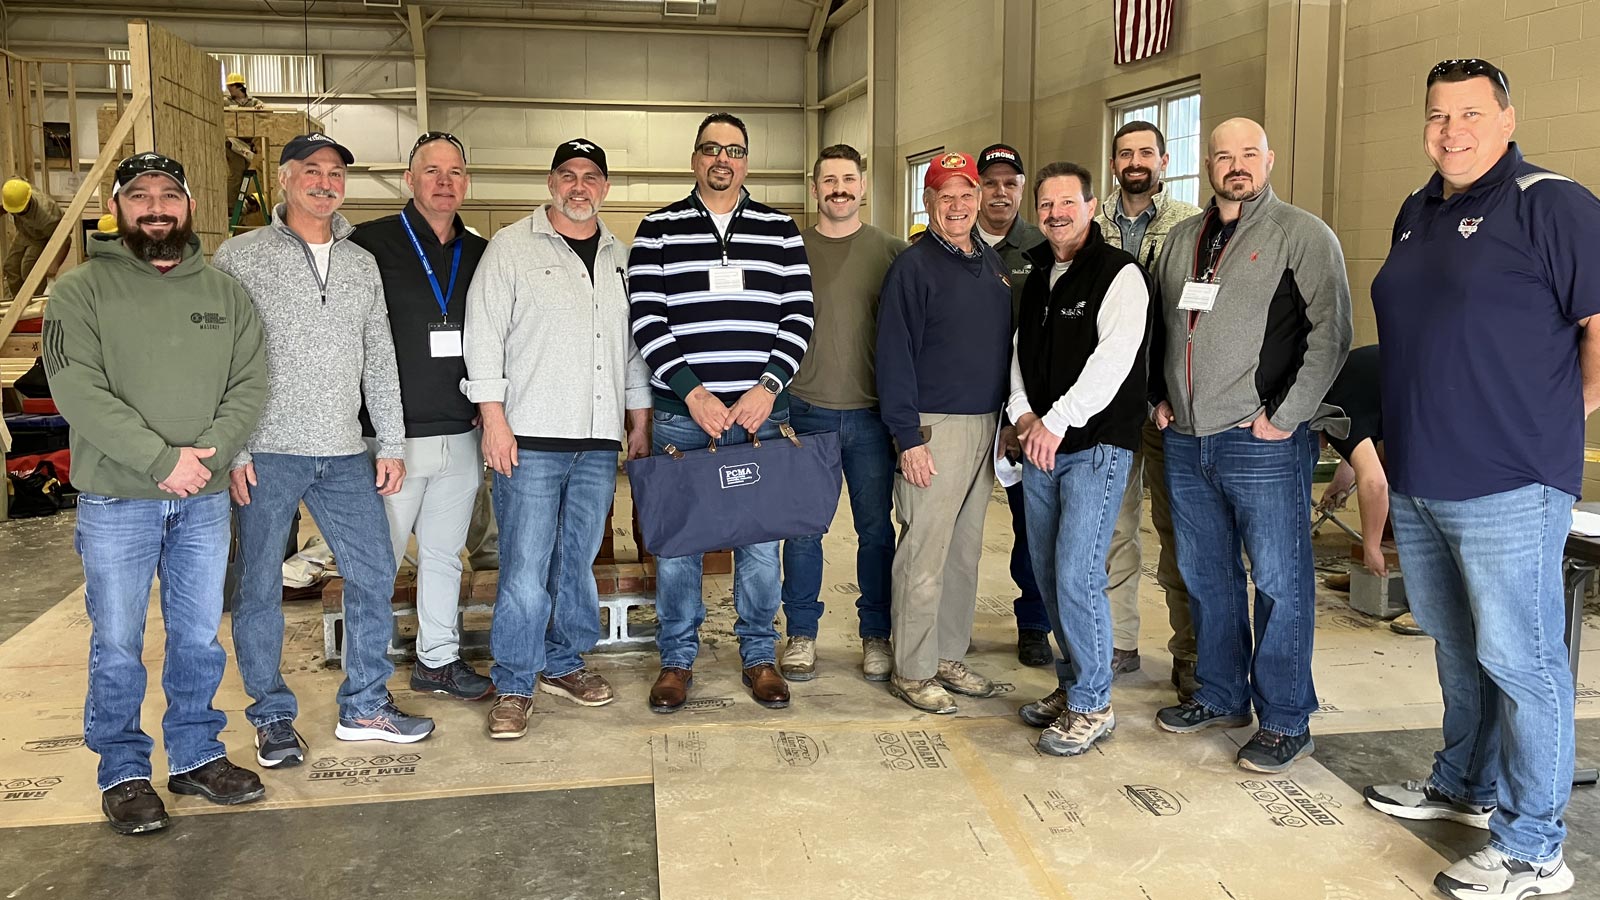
[628,112,815,713]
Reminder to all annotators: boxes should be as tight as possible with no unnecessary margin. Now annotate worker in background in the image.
[908,222,926,243]
[973,143,1053,668]
[97,213,118,234]
[224,73,265,108]
[3,177,63,300]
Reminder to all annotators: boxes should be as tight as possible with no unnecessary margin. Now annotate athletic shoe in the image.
[255,720,305,768]
[335,698,434,744]
[1434,846,1574,900]
[1363,779,1492,829]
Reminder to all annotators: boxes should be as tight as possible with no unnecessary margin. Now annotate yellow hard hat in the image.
[2,178,30,214]
[226,72,246,87]
[97,213,118,234]
[908,222,927,238]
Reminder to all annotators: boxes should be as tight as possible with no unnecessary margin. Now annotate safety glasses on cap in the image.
[409,131,467,164]
[1427,58,1510,98]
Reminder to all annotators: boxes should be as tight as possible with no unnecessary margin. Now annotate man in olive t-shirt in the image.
[779,144,908,684]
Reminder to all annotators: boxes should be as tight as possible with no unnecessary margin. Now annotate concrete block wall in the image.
[1338,0,1600,497]
[1032,0,1268,200]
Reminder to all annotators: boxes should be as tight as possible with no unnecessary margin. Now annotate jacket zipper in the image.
[1184,207,1237,429]
[279,220,337,305]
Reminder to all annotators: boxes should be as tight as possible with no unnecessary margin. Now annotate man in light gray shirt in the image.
[463,138,651,740]
[218,133,434,769]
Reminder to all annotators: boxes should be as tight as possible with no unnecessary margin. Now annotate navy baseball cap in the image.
[280,132,355,166]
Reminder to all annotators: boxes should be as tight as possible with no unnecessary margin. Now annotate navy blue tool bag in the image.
[624,423,843,559]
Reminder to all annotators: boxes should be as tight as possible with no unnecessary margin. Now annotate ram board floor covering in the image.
[2,486,1600,899]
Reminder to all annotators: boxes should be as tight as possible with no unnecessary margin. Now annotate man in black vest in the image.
[1008,162,1149,757]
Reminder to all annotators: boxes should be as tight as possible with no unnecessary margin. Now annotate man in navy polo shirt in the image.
[1362,59,1600,900]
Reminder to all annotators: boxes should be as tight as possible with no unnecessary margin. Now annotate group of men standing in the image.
[41,53,1598,900]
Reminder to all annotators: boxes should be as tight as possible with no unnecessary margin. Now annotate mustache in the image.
[137,215,178,226]
[1225,170,1251,180]
[1043,217,1073,228]
[825,192,855,202]
[1122,167,1151,177]
[305,188,340,198]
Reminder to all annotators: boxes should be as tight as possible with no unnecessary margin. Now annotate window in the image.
[906,148,941,231]
[106,49,321,95]
[1110,83,1202,207]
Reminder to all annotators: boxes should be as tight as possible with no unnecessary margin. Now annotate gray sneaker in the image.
[255,720,305,769]
[1037,707,1115,757]
[1434,846,1573,899]
[780,636,817,681]
[1018,688,1068,728]
[1364,779,1493,829]
[335,698,434,744]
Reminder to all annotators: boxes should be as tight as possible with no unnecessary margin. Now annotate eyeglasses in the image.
[1427,58,1510,98]
[409,131,467,164]
[696,141,748,160]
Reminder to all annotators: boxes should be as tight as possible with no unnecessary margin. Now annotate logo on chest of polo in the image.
[719,463,761,489]
[189,311,228,330]
[1458,217,1483,239]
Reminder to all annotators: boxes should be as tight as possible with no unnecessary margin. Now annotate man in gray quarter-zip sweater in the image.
[215,133,434,770]
[1148,118,1351,775]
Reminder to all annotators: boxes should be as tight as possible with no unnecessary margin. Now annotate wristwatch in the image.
[758,373,782,396]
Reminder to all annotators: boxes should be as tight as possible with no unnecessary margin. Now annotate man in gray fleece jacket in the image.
[216,133,433,769]
[1148,118,1351,774]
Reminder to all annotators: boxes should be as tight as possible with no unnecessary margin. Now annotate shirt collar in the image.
[1422,142,1522,200]
[402,200,463,247]
[926,224,984,260]
[1114,194,1157,226]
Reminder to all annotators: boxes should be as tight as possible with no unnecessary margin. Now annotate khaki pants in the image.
[1105,419,1196,661]
[891,412,997,681]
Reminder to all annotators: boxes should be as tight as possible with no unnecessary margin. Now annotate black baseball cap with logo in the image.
[550,138,608,177]
[279,132,356,166]
[112,152,190,197]
[978,143,1025,176]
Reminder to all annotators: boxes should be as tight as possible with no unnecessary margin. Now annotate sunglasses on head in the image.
[409,131,467,164]
[696,141,748,160]
[1427,58,1510,98]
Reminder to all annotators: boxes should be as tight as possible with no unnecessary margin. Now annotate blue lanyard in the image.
[400,211,462,319]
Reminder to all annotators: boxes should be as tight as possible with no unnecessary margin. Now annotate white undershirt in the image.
[1049,260,1072,290]
[1007,262,1149,436]
[978,226,1006,247]
[307,239,332,282]
[709,209,734,238]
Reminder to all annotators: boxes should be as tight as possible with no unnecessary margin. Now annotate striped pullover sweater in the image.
[627,188,814,415]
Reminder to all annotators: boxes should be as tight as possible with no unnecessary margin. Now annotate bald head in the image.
[1206,117,1274,203]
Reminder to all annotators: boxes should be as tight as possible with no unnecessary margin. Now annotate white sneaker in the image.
[1434,846,1574,899]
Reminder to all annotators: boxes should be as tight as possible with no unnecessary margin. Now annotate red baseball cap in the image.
[924,151,980,192]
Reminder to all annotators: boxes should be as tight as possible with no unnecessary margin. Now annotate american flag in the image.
[1114,0,1175,65]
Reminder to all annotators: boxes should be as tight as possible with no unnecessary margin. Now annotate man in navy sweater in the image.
[628,112,815,713]
[876,152,1013,714]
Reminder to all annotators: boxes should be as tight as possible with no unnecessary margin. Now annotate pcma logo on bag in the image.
[719,463,761,489]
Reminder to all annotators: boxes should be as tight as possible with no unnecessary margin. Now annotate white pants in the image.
[370,430,482,667]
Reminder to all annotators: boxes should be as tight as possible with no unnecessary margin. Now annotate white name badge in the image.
[429,323,464,358]
[708,265,745,293]
[1178,280,1221,312]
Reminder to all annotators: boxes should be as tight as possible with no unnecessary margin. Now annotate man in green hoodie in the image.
[43,152,269,835]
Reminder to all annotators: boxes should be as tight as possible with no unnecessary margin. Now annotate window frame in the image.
[905,147,942,235]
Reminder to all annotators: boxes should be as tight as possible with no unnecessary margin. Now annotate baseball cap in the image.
[978,143,1025,176]
[924,151,980,192]
[280,132,355,166]
[551,138,608,178]
[112,152,190,197]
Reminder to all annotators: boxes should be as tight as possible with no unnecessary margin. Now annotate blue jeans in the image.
[490,449,614,696]
[233,452,396,723]
[779,396,895,639]
[1006,480,1051,633]
[1023,445,1131,713]
[1391,484,1575,864]
[77,490,232,790]
[652,408,787,669]
[1163,425,1318,735]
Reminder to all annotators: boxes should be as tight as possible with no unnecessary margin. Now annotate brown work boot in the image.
[539,668,615,707]
[167,757,265,806]
[1111,648,1141,676]
[649,667,693,714]
[1019,687,1069,727]
[487,694,533,740]
[742,663,791,709]
[936,658,996,697]
[102,779,168,835]
[1324,571,1352,592]
[780,636,817,681]
[888,674,958,714]
[861,637,893,682]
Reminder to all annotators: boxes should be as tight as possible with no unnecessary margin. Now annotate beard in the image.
[118,211,192,261]
[1213,171,1262,202]
[554,196,599,223]
[1117,167,1153,195]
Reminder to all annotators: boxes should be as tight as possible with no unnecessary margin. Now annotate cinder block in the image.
[1349,567,1408,619]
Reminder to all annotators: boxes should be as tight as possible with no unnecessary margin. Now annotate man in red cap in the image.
[875,151,1014,713]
